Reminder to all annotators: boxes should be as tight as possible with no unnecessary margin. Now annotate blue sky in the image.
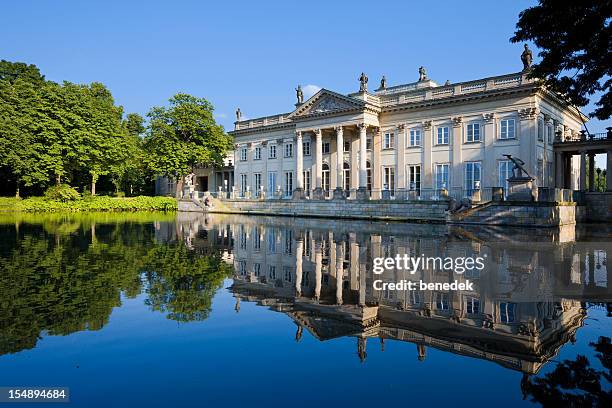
[3,0,610,138]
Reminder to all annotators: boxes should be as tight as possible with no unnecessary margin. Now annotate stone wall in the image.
[582,192,612,223]
[448,201,577,227]
[180,197,448,222]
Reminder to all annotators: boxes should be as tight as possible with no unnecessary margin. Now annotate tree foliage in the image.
[511,0,612,119]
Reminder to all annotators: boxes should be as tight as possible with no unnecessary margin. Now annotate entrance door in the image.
[199,176,208,192]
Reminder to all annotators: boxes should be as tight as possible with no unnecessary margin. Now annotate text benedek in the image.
[373,280,474,291]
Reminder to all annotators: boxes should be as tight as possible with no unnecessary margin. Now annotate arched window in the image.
[366,161,372,191]
[343,162,350,191]
[322,163,330,192]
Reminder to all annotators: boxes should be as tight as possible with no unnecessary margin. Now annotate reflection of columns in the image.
[334,126,345,199]
[357,123,368,199]
[314,241,322,302]
[588,152,595,192]
[295,237,303,297]
[335,240,344,305]
[358,240,367,307]
[417,343,426,361]
[313,129,323,198]
[295,131,304,192]
[357,338,367,363]
[579,150,587,191]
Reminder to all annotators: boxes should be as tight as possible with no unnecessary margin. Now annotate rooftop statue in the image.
[295,85,304,104]
[235,107,242,122]
[359,72,368,92]
[521,44,533,71]
[419,66,428,81]
[379,75,387,90]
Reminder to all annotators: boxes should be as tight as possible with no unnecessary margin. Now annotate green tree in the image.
[511,0,611,120]
[145,93,233,197]
[110,113,150,195]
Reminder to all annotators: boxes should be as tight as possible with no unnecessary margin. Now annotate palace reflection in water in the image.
[178,213,611,375]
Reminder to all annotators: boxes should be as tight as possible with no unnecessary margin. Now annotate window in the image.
[537,159,544,186]
[254,263,261,277]
[267,230,276,253]
[240,147,247,161]
[268,265,276,279]
[537,120,544,142]
[240,174,248,195]
[383,166,395,193]
[366,161,372,191]
[322,163,330,191]
[268,171,277,193]
[284,266,292,282]
[436,126,449,145]
[500,118,515,139]
[384,131,395,149]
[303,141,311,156]
[366,138,373,150]
[254,146,262,160]
[284,171,293,197]
[498,161,512,193]
[253,228,261,251]
[303,170,311,193]
[322,142,330,154]
[284,229,293,254]
[466,123,481,142]
[238,260,246,274]
[410,291,421,305]
[344,140,350,153]
[284,143,293,158]
[254,173,262,196]
[499,302,516,323]
[435,292,449,310]
[464,162,482,194]
[343,162,350,191]
[409,165,421,193]
[547,162,554,187]
[269,144,277,159]
[435,164,449,191]
[409,129,421,146]
[465,297,480,314]
[547,125,554,144]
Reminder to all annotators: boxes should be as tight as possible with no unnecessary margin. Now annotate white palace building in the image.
[226,57,587,202]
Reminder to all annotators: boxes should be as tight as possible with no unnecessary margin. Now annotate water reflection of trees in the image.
[0,218,231,356]
[522,336,612,407]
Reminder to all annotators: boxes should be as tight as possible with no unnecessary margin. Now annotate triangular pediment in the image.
[288,89,366,119]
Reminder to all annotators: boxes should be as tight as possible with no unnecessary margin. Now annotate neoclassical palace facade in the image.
[228,65,585,200]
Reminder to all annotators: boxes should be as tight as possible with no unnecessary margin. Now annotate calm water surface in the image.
[0,212,610,407]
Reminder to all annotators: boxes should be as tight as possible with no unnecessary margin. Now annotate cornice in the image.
[228,122,295,136]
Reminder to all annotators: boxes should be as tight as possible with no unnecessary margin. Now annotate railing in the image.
[555,131,611,143]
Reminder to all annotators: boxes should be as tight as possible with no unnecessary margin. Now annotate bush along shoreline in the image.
[0,186,177,212]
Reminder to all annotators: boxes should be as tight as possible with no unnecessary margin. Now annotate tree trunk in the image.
[91,181,96,196]
[56,174,61,186]
[175,178,183,198]
[15,182,20,198]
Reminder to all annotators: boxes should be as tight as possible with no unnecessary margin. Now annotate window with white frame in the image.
[240,174,248,195]
[409,128,421,146]
[303,141,311,156]
[547,125,554,144]
[435,164,449,191]
[499,118,515,139]
[322,142,330,154]
[464,162,482,194]
[253,228,261,251]
[436,126,449,145]
[366,138,373,150]
[240,147,247,161]
[284,171,293,197]
[408,165,421,193]
[435,292,449,310]
[383,166,395,193]
[498,160,512,193]
[537,119,544,142]
[465,296,480,314]
[284,143,293,158]
[268,171,277,193]
[253,263,261,277]
[284,266,292,282]
[499,302,516,323]
[303,170,311,193]
[267,230,276,253]
[344,140,350,153]
[254,173,262,196]
[268,265,276,279]
[254,146,261,160]
[537,159,544,185]
[466,123,481,142]
[383,131,394,149]
[269,144,277,159]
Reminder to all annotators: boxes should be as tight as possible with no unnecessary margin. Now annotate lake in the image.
[0,212,610,407]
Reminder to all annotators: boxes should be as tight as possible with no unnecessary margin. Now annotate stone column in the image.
[451,117,463,194]
[519,108,538,177]
[579,150,587,192]
[607,149,612,191]
[335,239,344,305]
[293,131,305,199]
[295,235,303,297]
[555,152,564,189]
[313,129,324,199]
[422,121,433,191]
[357,123,369,199]
[482,113,496,189]
[333,126,346,199]
[395,123,406,198]
[372,127,382,199]
[588,152,595,192]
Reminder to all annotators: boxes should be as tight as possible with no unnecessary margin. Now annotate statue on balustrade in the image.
[418,66,427,81]
[295,85,304,104]
[235,107,242,122]
[359,72,368,92]
[521,44,533,71]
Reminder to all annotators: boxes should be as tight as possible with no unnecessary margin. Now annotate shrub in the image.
[114,191,126,198]
[43,185,81,202]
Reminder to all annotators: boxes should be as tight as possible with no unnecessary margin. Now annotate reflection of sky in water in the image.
[0,213,609,407]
